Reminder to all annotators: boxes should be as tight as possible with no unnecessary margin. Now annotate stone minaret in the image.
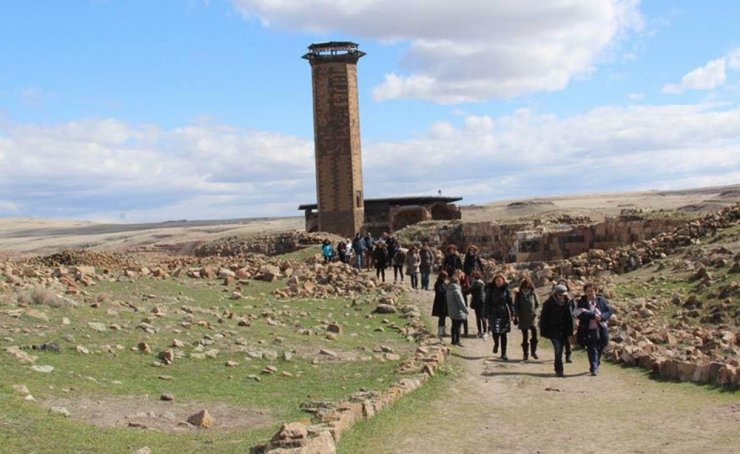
[303,42,366,238]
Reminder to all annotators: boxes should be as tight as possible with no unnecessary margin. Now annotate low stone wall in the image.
[251,298,451,454]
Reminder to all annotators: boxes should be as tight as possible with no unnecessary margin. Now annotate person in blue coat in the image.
[321,239,334,263]
[574,282,614,376]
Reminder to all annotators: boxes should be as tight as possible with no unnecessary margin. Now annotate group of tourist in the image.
[432,244,614,377]
[322,233,436,289]
[324,236,614,377]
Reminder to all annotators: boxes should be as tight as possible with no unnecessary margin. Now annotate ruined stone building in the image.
[300,42,461,236]
[420,213,686,263]
[299,195,462,237]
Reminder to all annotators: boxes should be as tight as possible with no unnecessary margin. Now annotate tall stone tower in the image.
[303,42,366,238]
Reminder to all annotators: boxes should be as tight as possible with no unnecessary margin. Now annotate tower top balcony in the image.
[302,41,366,62]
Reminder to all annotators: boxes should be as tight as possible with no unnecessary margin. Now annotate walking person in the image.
[463,245,484,277]
[405,245,421,289]
[575,283,614,376]
[363,232,375,270]
[351,233,365,270]
[555,279,577,363]
[321,239,334,264]
[431,271,449,338]
[372,242,388,282]
[514,277,539,360]
[446,271,468,347]
[443,244,463,277]
[539,284,574,377]
[392,246,406,283]
[419,243,435,290]
[457,271,470,337]
[469,271,488,338]
[483,273,514,360]
[337,240,348,264]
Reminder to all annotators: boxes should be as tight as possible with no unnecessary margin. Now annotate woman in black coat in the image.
[514,277,539,360]
[431,271,449,338]
[539,284,574,377]
[372,243,388,282]
[483,273,514,360]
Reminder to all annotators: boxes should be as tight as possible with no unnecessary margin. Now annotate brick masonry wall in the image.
[310,58,364,238]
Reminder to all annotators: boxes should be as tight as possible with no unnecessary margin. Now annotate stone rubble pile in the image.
[606,297,739,388]
[194,232,345,258]
[555,204,739,278]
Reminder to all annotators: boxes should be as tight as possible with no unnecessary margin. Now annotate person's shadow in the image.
[482,370,591,378]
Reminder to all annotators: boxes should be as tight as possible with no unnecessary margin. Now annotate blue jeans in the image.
[355,252,364,269]
[550,336,566,375]
[420,271,430,290]
[586,327,609,372]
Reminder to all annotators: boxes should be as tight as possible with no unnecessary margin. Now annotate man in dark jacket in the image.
[575,283,614,376]
[419,243,435,290]
[351,233,365,270]
[539,284,574,377]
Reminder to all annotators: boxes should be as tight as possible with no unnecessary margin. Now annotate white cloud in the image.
[627,92,644,100]
[362,103,740,202]
[662,48,740,95]
[2,102,739,222]
[728,49,740,71]
[0,200,19,215]
[233,0,643,103]
[0,118,314,221]
[662,58,727,94]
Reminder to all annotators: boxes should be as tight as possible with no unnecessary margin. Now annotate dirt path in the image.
[343,290,740,453]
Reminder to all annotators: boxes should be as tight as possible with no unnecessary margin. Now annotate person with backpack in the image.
[483,273,514,360]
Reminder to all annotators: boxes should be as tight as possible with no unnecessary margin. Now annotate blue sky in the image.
[1,0,739,222]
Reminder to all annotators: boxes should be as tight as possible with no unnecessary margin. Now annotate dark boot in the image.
[521,342,529,361]
[531,339,539,360]
[500,337,508,361]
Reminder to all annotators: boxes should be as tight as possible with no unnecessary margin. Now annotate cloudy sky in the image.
[1,0,739,222]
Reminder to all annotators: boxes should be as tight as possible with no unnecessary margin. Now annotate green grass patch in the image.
[336,363,457,454]
[0,273,418,452]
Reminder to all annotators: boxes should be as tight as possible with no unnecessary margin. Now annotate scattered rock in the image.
[187,409,215,428]
[49,406,70,417]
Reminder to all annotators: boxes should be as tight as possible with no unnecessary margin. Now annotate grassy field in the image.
[0,270,417,453]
